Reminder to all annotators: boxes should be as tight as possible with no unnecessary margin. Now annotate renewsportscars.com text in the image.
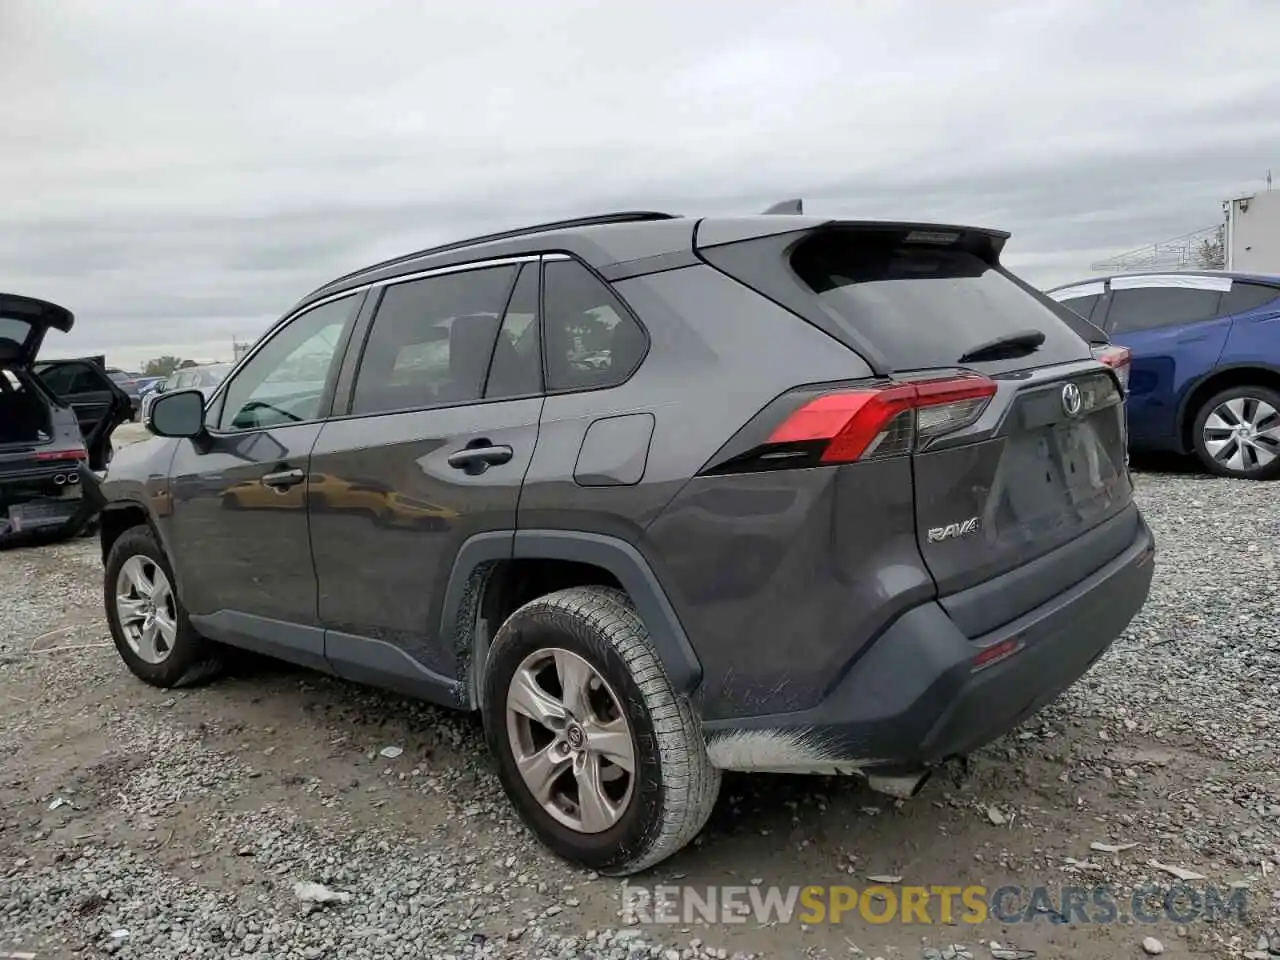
[622,883,1248,926]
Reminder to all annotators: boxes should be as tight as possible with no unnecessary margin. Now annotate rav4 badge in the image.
[927,516,981,543]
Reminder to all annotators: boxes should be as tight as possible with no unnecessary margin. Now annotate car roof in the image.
[290,209,1011,319]
[1047,270,1280,294]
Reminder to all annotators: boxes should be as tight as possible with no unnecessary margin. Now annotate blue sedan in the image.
[1048,271,1280,479]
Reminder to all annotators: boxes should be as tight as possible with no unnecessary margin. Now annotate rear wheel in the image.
[481,586,720,875]
[104,525,224,687]
[1191,385,1280,479]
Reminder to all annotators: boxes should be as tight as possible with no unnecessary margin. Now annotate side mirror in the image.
[148,389,207,439]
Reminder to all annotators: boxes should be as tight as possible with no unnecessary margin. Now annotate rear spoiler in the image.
[697,216,1010,264]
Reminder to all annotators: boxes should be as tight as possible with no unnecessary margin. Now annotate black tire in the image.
[104,525,224,688]
[481,586,720,876]
[1190,385,1280,480]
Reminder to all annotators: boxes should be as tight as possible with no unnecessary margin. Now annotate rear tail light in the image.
[1092,344,1131,392]
[34,445,88,463]
[766,374,998,465]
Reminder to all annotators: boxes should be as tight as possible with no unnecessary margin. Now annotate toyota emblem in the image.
[1061,382,1083,417]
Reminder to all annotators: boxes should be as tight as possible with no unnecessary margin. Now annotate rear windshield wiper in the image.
[958,329,1046,364]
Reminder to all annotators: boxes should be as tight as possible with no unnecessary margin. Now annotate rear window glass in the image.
[789,231,1093,372]
[0,319,32,349]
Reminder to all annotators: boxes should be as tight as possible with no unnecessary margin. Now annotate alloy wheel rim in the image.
[504,647,636,834]
[1203,396,1280,473]
[115,556,178,664]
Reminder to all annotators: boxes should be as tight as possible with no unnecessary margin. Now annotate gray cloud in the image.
[2,0,1278,367]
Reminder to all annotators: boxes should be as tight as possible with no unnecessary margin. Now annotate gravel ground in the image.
[1,463,1278,960]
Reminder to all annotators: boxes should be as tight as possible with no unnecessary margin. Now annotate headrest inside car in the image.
[0,338,22,364]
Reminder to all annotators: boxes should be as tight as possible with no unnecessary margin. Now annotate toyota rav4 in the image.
[98,207,1155,875]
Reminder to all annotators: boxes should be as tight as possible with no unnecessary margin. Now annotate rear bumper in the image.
[702,514,1155,774]
[0,465,104,542]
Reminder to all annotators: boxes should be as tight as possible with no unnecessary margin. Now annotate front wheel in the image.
[481,586,720,876]
[104,525,224,688]
[1191,385,1280,480]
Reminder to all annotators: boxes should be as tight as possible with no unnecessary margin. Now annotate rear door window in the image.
[787,229,1092,373]
[36,361,110,396]
[1106,287,1222,334]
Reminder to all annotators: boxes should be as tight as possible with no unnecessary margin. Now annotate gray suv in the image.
[98,208,1155,874]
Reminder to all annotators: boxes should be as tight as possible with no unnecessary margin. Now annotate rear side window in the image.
[1107,287,1221,333]
[788,230,1091,372]
[351,265,517,416]
[1220,281,1280,316]
[542,260,647,392]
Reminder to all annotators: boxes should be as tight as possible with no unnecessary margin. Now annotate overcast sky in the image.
[3,1,1278,368]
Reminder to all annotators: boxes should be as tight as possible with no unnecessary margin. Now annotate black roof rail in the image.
[320,210,681,291]
[762,198,803,215]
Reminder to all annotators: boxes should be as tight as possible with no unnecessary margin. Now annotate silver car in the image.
[140,363,231,421]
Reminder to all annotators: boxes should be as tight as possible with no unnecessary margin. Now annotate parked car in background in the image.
[1048,272,1280,479]
[1,293,132,542]
[135,376,166,398]
[98,208,1153,874]
[139,363,231,421]
[106,368,143,419]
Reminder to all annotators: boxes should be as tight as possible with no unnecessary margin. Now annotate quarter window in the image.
[216,294,356,431]
[542,259,646,392]
[1106,287,1222,334]
[350,265,518,416]
[1219,281,1280,316]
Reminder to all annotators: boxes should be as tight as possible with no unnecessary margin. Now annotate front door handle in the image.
[447,443,514,474]
[261,467,306,489]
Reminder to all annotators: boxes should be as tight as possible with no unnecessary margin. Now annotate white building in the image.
[1224,188,1280,274]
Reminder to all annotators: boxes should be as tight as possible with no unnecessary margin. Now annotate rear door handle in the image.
[261,467,306,489]
[447,444,514,473]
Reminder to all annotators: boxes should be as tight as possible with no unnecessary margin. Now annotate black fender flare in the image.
[98,497,182,586]
[440,529,703,707]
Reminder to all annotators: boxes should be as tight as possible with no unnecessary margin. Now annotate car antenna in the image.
[761,198,803,215]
